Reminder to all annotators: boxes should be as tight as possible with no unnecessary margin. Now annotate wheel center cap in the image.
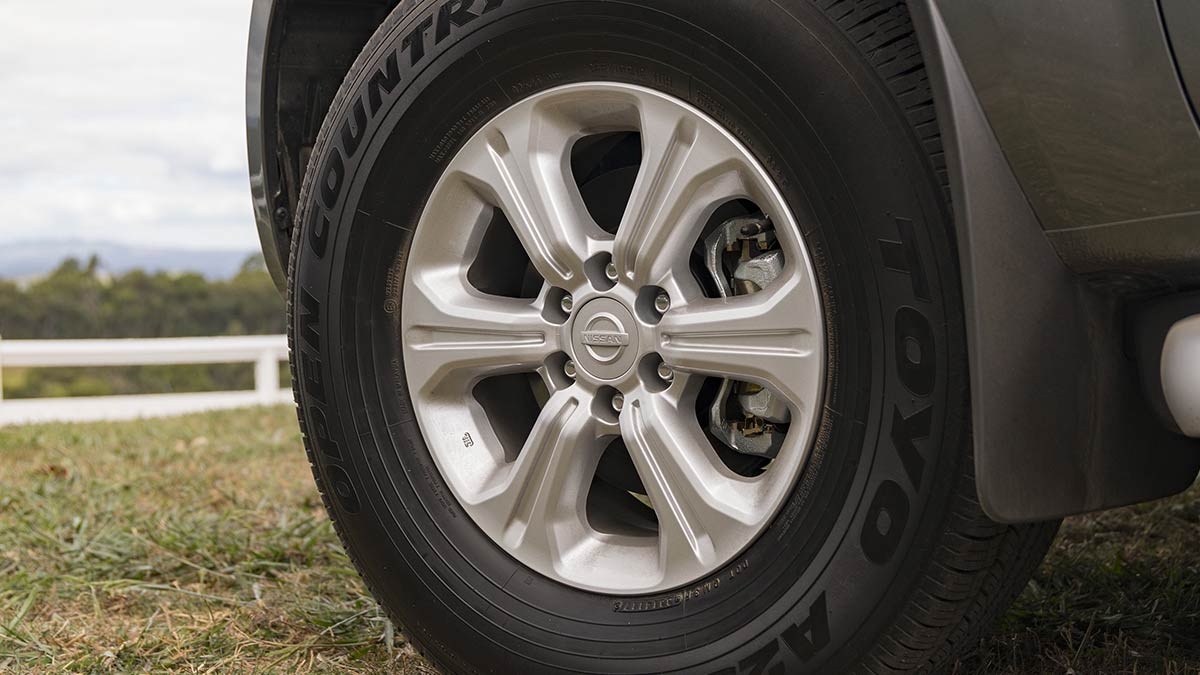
[571,297,639,380]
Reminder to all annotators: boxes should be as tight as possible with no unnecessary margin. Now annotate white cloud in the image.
[0,0,257,251]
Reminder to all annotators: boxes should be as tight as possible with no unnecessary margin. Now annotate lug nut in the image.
[656,362,674,382]
[654,292,671,314]
[605,262,619,283]
[564,360,577,380]
[560,294,574,313]
[611,393,625,414]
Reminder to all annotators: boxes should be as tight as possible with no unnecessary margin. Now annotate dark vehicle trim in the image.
[247,0,286,290]
[248,0,399,292]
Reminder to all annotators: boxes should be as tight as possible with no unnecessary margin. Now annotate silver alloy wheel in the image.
[401,82,825,594]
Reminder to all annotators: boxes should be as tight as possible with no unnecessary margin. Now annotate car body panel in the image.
[932,0,1200,287]
[935,0,1200,232]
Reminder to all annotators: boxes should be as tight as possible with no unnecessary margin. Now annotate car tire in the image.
[286,0,1060,672]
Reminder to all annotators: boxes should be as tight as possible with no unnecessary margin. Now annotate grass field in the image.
[1,406,1197,673]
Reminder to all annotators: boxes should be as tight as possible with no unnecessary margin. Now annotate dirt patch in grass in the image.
[1,407,1197,672]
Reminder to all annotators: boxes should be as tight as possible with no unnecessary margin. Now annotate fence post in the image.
[255,349,280,403]
[0,333,4,402]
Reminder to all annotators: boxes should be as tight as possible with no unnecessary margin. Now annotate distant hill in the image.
[0,240,258,281]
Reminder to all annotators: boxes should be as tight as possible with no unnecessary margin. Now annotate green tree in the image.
[0,254,286,398]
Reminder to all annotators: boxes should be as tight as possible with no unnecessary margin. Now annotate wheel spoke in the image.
[403,267,558,396]
[452,105,606,289]
[474,390,604,556]
[621,394,758,570]
[612,97,751,287]
[657,269,822,415]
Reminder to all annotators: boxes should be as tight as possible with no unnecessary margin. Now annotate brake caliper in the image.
[701,215,790,458]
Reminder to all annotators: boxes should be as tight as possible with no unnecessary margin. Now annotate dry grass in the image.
[0,407,431,673]
[967,479,1200,674]
[1,406,1197,673]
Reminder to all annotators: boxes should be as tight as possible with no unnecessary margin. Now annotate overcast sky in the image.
[0,1,256,251]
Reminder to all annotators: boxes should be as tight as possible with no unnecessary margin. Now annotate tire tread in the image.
[813,2,1059,672]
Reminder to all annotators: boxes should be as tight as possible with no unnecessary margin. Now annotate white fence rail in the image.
[0,335,291,426]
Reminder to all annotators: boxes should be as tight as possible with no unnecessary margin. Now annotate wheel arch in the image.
[248,0,403,292]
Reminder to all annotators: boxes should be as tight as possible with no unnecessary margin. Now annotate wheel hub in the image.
[571,297,639,380]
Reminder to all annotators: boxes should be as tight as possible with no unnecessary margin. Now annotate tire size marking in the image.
[611,559,749,613]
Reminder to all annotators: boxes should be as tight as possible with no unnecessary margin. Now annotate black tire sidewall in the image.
[290,1,966,672]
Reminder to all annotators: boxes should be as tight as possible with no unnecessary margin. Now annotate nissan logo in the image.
[580,330,630,347]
